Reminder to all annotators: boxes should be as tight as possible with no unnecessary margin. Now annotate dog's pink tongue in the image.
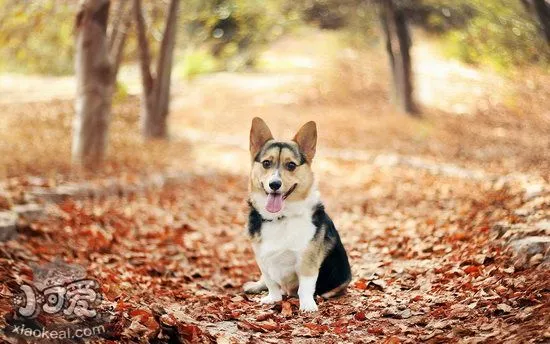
[266,193,283,213]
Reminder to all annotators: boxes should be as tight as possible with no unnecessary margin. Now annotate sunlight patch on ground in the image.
[258,53,318,71]
[0,64,145,104]
[183,72,312,92]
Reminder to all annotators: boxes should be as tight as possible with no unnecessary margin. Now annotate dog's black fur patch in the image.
[247,201,263,237]
[311,203,352,295]
[247,202,351,295]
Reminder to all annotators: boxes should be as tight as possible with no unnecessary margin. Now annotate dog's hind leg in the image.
[243,275,268,294]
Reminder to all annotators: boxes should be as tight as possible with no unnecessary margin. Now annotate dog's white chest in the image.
[255,215,316,285]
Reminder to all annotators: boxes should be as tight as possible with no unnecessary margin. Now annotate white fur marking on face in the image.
[267,169,282,192]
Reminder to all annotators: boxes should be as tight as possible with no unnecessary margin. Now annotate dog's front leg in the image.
[298,273,319,311]
[297,244,324,312]
[259,269,282,304]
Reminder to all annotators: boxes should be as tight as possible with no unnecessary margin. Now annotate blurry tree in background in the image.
[73,0,113,167]
[134,0,180,139]
[109,0,133,79]
[73,0,132,167]
[379,0,417,115]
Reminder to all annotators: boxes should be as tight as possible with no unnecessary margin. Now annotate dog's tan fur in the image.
[299,226,332,276]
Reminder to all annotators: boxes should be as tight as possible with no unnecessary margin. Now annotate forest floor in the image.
[0,29,549,343]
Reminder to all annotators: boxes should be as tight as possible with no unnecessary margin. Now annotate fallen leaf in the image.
[496,303,513,314]
[281,301,293,317]
[368,279,386,291]
[255,312,273,321]
[383,336,401,344]
[160,314,177,327]
[258,319,279,332]
[304,323,329,332]
[368,326,384,335]
[334,326,348,334]
[354,311,367,321]
[463,265,480,275]
[354,279,368,290]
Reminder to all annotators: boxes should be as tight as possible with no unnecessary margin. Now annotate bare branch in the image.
[134,0,154,94]
[154,0,180,118]
[108,0,129,51]
[110,4,132,82]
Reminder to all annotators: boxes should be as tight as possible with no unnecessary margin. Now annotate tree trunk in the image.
[134,0,157,137]
[532,0,550,44]
[134,0,180,139]
[380,0,417,115]
[72,0,113,167]
[109,0,132,79]
[108,0,129,52]
[151,0,180,138]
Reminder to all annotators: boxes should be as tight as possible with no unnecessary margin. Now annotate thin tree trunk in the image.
[72,0,113,167]
[109,1,132,80]
[135,0,180,139]
[532,0,550,44]
[380,4,397,99]
[134,0,157,137]
[108,0,128,52]
[150,0,180,138]
[380,0,417,115]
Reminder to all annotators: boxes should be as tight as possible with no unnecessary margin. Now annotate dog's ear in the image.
[293,121,317,164]
[250,117,273,159]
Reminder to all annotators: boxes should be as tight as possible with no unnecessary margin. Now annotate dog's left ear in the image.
[293,121,317,164]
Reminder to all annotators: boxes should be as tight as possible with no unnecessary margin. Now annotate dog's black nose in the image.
[269,180,282,191]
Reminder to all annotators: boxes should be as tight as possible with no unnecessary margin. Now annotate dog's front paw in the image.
[299,298,318,312]
[260,293,282,304]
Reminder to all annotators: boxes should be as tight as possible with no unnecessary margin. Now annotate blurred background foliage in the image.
[420,0,550,70]
[179,0,296,73]
[0,0,548,76]
[0,0,75,75]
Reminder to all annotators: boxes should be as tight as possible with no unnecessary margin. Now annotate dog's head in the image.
[249,117,317,214]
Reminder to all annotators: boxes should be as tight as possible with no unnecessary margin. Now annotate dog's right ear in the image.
[250,117,273,159]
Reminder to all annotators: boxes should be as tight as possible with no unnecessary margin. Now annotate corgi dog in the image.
[243,117,351,312]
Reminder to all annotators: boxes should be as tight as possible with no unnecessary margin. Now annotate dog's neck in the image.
[250,183,320,221]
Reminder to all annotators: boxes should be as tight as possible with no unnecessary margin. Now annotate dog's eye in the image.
[286,162,297,171]
[262,160,272,169]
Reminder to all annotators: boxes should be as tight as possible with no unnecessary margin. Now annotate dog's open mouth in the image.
[265,183,297,213]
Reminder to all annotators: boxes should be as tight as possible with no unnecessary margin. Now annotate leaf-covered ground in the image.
[1,159,548,343]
